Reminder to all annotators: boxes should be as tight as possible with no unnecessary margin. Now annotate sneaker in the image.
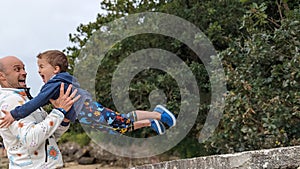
[150,119,166,135]
[154,105,176,128]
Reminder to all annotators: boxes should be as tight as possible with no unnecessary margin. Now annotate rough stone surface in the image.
[78,157,95,165]
[130,146,300,169]
[1,143,300,168]
[59,142,165,168]
[0,154,8,169]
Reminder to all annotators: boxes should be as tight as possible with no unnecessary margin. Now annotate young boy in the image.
[2,50,176,135]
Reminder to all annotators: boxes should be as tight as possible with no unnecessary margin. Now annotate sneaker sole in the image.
[156,105,176,128]
[153,120,165,135]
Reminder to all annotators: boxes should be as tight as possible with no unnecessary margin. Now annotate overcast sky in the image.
[0,0,103,96]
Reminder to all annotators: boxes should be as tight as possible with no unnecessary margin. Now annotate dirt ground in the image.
[63,162,125,169]
[0,156,125,169]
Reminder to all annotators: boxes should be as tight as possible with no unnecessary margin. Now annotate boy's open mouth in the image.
[41,75,45,82]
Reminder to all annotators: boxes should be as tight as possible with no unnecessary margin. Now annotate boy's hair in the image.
[37,50,68,72]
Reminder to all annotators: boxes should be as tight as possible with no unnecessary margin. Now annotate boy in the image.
[2,50,176,135]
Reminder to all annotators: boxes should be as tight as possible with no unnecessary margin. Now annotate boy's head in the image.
[37,50,69,83]
[37,50,68,72]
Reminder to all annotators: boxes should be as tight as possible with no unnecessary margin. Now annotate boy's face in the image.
[37,58,59,83]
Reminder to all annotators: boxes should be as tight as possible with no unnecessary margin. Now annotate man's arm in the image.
[1,83,79,151]
[0,94,63,151]
[8,108,66,150]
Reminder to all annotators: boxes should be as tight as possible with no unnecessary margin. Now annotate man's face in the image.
[0,56,27,88]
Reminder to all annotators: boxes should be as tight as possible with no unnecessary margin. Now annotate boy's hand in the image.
[0,110,15,128]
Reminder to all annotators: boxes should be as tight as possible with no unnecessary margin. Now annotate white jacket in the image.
[0,88,69,169]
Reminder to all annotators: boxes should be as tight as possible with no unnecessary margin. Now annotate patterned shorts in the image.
[77,101,136,134]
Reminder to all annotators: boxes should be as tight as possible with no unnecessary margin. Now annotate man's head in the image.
[37,50,68,83]
[0,56,27,88]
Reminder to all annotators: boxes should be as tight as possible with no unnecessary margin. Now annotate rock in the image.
[59,142,81,156]
[0,156,9,169]
[88,142,118,162]
[63,156,75,163]
[78,157,95,165]
[59,141,165,168]
[74,146,90,159]
[130,146,300,169]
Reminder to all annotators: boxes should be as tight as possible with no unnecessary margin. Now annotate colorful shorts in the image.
[77,101,136,134]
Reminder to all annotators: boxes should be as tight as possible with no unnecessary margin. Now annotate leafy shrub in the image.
[205,5,300,154]
[59,131,91,147]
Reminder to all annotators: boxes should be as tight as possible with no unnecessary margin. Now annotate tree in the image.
[64,0,300,158]
[206,2,300,154]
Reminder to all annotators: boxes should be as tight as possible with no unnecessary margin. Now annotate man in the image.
[0,56,79,169]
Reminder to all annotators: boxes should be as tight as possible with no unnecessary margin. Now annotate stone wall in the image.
[0,153,8,169]
[1,144,300,168]
[130,146,300,169]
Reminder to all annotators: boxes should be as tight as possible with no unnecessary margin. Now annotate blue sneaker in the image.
[154,105,176,128]
[150,119,166,135]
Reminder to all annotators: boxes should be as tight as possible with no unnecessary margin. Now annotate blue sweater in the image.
[11,72,93,122]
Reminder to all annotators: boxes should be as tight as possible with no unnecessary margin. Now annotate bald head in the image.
[0,56,27,88]
[0,56,21,71]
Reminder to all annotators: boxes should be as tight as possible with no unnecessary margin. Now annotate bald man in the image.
[0,56,27,88]
[0,56,78,169]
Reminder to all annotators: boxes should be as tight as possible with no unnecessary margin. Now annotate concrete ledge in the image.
[131,146,300,169]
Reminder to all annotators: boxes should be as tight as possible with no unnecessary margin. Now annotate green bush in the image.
[64,0,300,158]
[205,5,300,154]
[59,131,91,147]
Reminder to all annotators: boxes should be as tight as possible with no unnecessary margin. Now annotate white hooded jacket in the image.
[0,87,69,169]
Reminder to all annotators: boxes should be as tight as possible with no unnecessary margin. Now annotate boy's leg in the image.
[134,119,166,135]
[77,101,168,135]
[133,119,150,129]
[135,110,161,121]
[77,101,136,134]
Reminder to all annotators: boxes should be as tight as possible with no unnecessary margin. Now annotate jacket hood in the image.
[0,87,24,93]
[0,87,26,96]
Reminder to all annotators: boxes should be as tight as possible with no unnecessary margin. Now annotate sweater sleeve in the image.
[53,123,70,141]
[12,109,65,151]
[0,94,65,151]
[10,82,61,120]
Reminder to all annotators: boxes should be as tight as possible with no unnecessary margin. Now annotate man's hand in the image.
[0,110,15,128]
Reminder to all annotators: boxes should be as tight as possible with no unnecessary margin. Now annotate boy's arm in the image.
[10,82,61,120]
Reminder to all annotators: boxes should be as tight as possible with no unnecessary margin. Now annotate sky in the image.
[0,0,103,96]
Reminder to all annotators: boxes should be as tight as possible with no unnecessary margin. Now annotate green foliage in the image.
[59,131,91,147]
[168,132,213,158]
[64,0,300,159]
[206,4,300,154]
[161,0,246,50]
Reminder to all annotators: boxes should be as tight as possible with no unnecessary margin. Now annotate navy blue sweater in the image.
[11,72,92,122]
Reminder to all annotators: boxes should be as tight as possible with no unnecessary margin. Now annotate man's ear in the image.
[0,72,6,80]
[54,66,61,74]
